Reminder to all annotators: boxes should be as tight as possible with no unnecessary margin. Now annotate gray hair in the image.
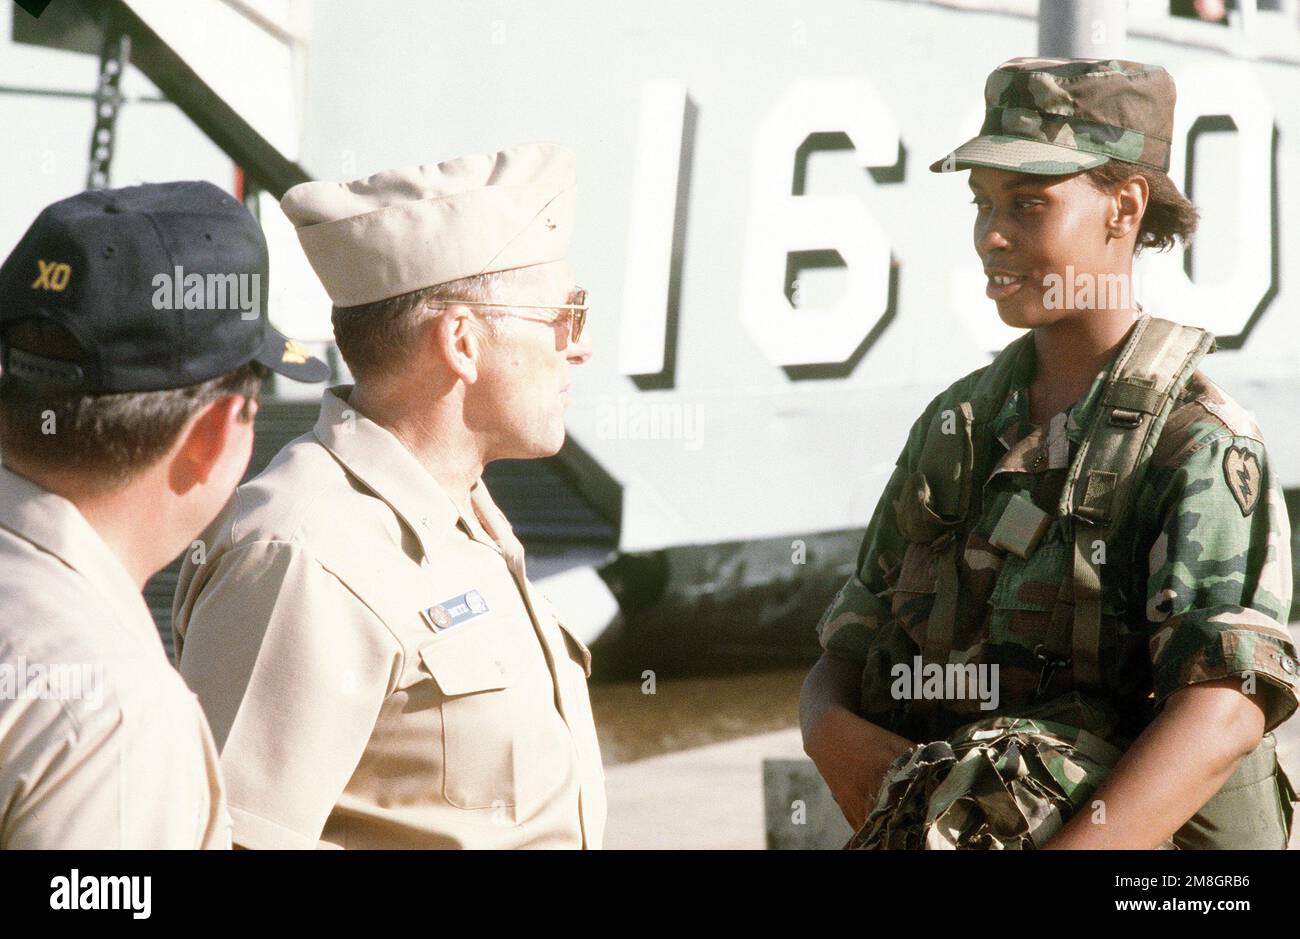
[424,269,526,339]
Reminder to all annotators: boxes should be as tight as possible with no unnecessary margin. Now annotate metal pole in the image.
[1038,0,1127,58]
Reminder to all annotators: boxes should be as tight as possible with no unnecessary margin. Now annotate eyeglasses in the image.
[433,288,588,345]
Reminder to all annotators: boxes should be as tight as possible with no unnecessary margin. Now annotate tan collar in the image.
[313,387,520,564]
[469,481,526,578]
[0,465,161,653]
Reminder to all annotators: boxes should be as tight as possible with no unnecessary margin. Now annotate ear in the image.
[1108,174,1149,241]
[172,395,255,490]
[431,304,482,384]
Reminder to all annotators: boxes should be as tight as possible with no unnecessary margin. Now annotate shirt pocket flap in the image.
[989,539,1120,615]
[419,638,513,695]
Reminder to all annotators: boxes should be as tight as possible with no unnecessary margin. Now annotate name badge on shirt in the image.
[421,589,490,632]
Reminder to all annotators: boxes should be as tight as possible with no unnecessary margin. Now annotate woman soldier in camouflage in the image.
[800,58,1298,849]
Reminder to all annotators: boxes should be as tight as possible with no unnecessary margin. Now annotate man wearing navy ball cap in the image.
[0,180,328,848]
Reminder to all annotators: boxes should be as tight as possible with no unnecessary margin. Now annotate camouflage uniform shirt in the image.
[818,335,1298,748]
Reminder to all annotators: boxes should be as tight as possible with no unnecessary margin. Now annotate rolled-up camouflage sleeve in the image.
[1145,433,1298,731]
[817,408,929,663]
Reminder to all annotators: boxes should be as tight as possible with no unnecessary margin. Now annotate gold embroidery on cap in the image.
[32,259,72,292]
[282,338,309,364]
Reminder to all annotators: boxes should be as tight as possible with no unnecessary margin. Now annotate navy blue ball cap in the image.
[0,180,330,393]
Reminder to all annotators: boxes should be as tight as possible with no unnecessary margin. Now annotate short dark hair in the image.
[1084,162,1199,255]
[331,284,441,382]
[330,269,515,381]
[0,319,265,486]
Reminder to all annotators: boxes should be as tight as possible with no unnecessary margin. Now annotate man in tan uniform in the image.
[174,142,607,849]
[0,182,329,848]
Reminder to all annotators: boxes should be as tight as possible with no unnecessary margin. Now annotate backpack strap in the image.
[900,334,1035,712]
[896,330,1036,545]
[1050,315,1217,687]
[896,403,973,678]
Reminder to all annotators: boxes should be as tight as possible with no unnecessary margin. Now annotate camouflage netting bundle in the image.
[846,716,1124,850]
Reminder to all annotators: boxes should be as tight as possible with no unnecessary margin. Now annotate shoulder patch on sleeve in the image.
[1222,444,1263,517]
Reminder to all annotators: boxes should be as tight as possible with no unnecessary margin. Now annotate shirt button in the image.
[1282,656,1295,674]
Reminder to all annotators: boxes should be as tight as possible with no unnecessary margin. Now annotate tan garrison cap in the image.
[281,142,576,308]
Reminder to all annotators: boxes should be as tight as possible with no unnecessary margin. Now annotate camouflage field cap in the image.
[929,57,1176,175]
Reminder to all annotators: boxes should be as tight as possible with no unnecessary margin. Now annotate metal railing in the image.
[912,0,1300,62]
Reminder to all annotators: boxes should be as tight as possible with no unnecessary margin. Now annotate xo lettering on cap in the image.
[31,259,72,292]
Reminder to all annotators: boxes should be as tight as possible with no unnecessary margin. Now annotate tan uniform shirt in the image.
[0,467,231,849]
[173,387,607,849]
